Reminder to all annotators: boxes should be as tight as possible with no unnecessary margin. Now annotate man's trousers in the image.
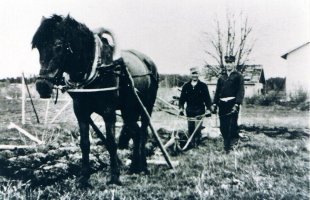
[218,99,239,151]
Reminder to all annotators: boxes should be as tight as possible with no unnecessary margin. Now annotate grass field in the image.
[0,86,309,199]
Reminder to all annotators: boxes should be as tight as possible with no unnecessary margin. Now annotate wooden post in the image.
[124,67,175,169]
[21,73,26,124]
[22,73,40,123]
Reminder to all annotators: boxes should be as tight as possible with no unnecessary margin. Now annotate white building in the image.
[281,42,310,96]
[202,65,266,99]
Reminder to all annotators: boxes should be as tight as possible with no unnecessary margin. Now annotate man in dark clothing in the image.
[212,55,245,153]
[179,67,212,146]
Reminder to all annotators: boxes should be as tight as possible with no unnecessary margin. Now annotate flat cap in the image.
[224,55,236,63]
[190,67,199,74]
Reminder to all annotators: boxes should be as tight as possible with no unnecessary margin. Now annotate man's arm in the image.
[203,83,212,110]
[179,84,186,110]
[235,75,245,105]
[213,78,221,106]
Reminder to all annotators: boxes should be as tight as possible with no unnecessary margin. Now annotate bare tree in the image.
[203,12,256,75]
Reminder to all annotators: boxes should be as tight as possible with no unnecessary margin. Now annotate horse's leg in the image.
[119,121,140,174]
[138,82,158,174]
[125,114,150,174]
[139,118,149,174]
[78,120,91,182]
[118,124,132,149]
[119,103,141,173]
[103,115,121,185]
[138,99,156,174]
[72,101,92,186]
[128,121,141,173]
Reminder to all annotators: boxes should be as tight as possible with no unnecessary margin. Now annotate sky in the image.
[0,0,309,79]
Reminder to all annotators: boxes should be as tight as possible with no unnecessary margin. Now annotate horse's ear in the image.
[65,14,71,20]
[41,16,46,22]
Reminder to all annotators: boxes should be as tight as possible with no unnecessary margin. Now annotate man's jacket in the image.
[179,80,212,117]
[213,71,245,105]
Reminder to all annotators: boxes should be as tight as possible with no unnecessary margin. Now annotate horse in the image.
[32,14,159,186]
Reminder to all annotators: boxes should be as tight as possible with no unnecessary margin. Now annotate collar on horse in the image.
[58,35,121,93]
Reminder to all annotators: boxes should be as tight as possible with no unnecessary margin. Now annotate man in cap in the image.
[179,67,212,147]
[212,55,245,153]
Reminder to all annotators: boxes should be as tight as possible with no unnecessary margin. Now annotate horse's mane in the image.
[32,15,63,49]
[32,14,96,74]
[32,14,95,53]
[32,14,117,67]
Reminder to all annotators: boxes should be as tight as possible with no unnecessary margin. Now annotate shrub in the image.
[244,95,259,105]
[257,91,281,106]
[245,91,282,106]
[298,101,310,111]
[289,88,308,105]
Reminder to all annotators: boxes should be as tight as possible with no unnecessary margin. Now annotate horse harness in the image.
[54,35,155,99]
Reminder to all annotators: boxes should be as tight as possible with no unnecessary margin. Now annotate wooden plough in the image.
[156,97,213,151]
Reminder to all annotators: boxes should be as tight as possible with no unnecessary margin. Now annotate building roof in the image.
[242,65,265,84]
[202,65,265,85]
[281,42,310,60]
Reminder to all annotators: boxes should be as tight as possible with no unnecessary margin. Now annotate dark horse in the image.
[32,15,159,186]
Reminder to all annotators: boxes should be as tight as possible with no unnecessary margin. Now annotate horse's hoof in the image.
[107,178,122,186]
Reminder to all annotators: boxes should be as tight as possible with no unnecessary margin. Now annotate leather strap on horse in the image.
[56,58,123,93]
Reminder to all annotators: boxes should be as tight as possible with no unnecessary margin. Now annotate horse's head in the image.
[32,14,95,98]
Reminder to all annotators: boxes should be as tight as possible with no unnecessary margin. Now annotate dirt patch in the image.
[1,123,307,187]
[0,140,110,186]
[239,124,310,139]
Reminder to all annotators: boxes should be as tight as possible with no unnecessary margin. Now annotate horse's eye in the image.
[54,45,63,53]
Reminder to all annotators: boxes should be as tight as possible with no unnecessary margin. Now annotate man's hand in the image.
[205,109,211,117]
[179,109,184,116]
[211,104,217,114]
[231,104,239,114]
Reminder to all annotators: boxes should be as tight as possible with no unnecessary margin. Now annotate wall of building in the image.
[285,44,310,95]
[244,83,264,97]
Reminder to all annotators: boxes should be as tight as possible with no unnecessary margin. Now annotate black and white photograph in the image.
[0,0,309,199]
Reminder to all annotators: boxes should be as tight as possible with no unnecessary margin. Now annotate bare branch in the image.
[202,12,254,69]
[204,50,221,65]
